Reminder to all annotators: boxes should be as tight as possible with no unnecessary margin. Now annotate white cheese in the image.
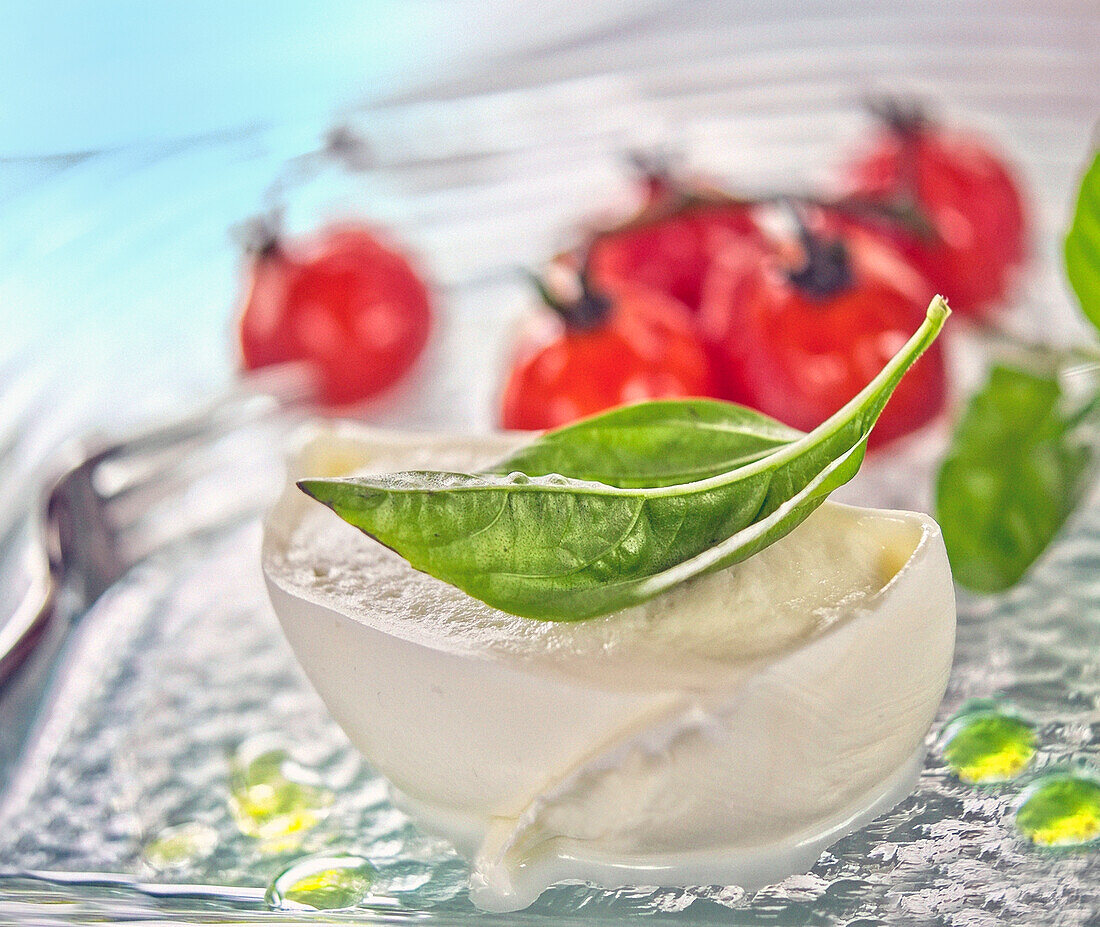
[262,423,956,912]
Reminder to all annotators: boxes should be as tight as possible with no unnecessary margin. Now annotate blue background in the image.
[2,1,461,156]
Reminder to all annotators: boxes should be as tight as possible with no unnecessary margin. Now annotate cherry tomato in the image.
[700,220,947,448]
[500,276,717,431]
[584,167,761,315]
[239,224,431,406]
[837,101,1027,316]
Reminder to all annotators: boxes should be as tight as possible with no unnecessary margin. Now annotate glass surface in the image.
[1,445,1099,924]
[1,2,1098,923]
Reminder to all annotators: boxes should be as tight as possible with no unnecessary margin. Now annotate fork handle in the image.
[0,538,57,686]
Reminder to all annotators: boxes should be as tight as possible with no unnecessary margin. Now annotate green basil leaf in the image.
[1065,151,1100,330]
[936,363,1098,593]
[487,399,806,488]
[300,297,949,621]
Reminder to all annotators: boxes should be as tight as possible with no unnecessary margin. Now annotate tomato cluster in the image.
[236,100,1027,445]
[502,102,1027,447]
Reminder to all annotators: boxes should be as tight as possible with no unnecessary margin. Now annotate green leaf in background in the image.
[1065,151,1100,329]
[487,399,805,488]
[299,298,948,621]
[936,364,1098,593]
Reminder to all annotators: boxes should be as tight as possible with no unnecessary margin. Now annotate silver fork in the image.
[0,364,317,687]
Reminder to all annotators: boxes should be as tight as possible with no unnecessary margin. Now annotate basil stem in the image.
[300,297,949,621]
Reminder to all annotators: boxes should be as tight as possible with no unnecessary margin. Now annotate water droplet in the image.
[142,821,218,872]
[1015,771,1100,847]
[941,702,1036,784]
[265,855,376,910]
[374,856,466,904]
[228,743,334,847]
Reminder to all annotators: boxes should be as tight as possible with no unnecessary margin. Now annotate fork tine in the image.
[102,415,294,531]
[114,425,292,564]
[96,362,316,463]
[90,362,317,499]
[117,489,273,568]
[93,394,288,501]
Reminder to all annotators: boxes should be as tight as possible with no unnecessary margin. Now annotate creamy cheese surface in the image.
[262,423,957,911]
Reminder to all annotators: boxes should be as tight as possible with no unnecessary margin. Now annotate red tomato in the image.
[584,169,761,315]
[239,225,431,406]
[700,223,947,448]
[500,278,717,431]
[838,104,1027,316]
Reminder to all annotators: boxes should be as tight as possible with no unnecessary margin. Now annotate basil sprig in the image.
[936,364,1098,592]
[936,150,1100,592]
[300,297,948,621]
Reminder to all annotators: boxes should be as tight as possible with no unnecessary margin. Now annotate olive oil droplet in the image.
[942,704,1036,784]
[228,746,334,847]
[265,855,376,910]
[142,821,217,872]
[1015,772,1100,847]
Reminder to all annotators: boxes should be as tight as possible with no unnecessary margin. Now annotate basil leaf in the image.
[936,363,1099,593]
[300,297,949,621]
[1065,151,1100,329]
[487,399,806,488]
